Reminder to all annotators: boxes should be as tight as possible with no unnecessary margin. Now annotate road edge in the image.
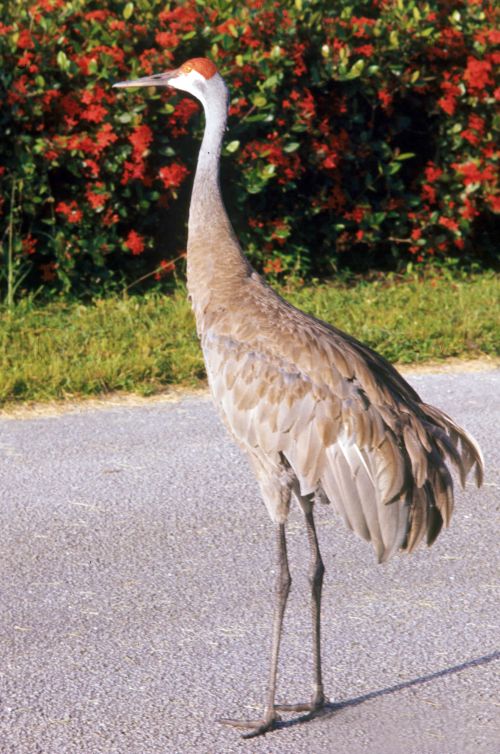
[1,357,498,420]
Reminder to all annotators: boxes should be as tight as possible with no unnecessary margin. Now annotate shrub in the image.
[0,0,498,298]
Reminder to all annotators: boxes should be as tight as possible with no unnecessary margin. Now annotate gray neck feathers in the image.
[187,73,250,321]
[189,74,229,233]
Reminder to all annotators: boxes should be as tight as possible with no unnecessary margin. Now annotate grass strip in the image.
[0,272,498,405]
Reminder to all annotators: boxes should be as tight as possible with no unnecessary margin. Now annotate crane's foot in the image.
[275,688,328,716]
[218,711,281,739]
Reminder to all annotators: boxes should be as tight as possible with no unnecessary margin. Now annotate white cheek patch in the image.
[170,69,207,107]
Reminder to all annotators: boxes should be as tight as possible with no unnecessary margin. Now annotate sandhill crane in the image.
[114,58,484,738]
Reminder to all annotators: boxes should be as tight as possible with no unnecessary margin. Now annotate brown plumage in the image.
[114,58,484,738]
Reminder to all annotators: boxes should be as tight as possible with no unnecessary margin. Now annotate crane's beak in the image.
[113,70,179,88]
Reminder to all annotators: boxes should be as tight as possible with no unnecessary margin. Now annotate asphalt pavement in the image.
[0,369,499,754]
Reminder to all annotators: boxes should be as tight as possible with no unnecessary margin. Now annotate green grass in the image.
[0,272,499,406]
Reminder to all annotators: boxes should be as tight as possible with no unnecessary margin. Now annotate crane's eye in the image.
[181,64,193,74]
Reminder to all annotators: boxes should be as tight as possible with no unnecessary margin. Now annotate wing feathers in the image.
[201,317,483,562]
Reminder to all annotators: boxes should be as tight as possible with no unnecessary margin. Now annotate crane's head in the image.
[113,57,221,110]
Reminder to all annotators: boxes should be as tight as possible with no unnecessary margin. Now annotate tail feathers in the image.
[403,465,451,554]
[421,403,484,488]
[402,404,484,555]
[299,401,483,563]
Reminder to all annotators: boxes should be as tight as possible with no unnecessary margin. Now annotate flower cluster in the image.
[0,0,498,297]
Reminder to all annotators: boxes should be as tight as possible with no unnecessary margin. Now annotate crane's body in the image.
[114,58,484,738]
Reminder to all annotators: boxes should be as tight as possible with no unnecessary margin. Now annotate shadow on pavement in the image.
[278,648,500,731]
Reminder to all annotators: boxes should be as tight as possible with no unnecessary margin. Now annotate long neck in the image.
[187,76,250,326]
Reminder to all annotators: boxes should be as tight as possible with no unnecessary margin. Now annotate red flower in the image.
[56,201,83,223]
[296,89,316,122]
[463,57,493,94]
[155,31,180,48]
[84,159,100,177]
[269,219,290,246]
[60,94,81,119]
[352,16,376,37]
[461,198,478,220]
[344,206,366,222]
[85,183,109,210]
[487,195,500,212]
[42,89,61,108]
[321,152,339,170]
[158,162,190,189]
[264,257,283,275]
[102,209,119,226]
[424,163,443,183]
[121,125,153,185]
[96,123,117,150]
[438,80,460,115]
[378,89,392,109]
[129,124,153,156]
[452,161,496,185]
[355,44,374,57]
[125,230,145,255]
[461,113,486,145]
[154,259,176,280]
[18,51,35,68]
[461,131,478,146]
[421,184,437,204]
[81,104,107,123]
[17,29,35,50]
[469,114,485,133]
[84,10,109,22]
[173,98,200,124]
[22,235,38,255]
[170,98,200,136]
[439,217,459,232]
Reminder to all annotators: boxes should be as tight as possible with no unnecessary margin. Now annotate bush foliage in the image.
[1,0,499,297]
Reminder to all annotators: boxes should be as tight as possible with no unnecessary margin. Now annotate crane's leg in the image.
[219,522,291,738]
[275,507,327,714]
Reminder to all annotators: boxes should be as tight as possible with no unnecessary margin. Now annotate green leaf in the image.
[262,164,276,178]
[394,152,415,161]
[123,2,134,20]
[56,51,70,71]
[253,94,268,107]
[225,140,240,153]
[346,59,365,79]
[284,142,300,153]
[389,30,399,47]
[263,74,279,89]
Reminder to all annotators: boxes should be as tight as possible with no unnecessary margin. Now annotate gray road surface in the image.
[0,370,499,754]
